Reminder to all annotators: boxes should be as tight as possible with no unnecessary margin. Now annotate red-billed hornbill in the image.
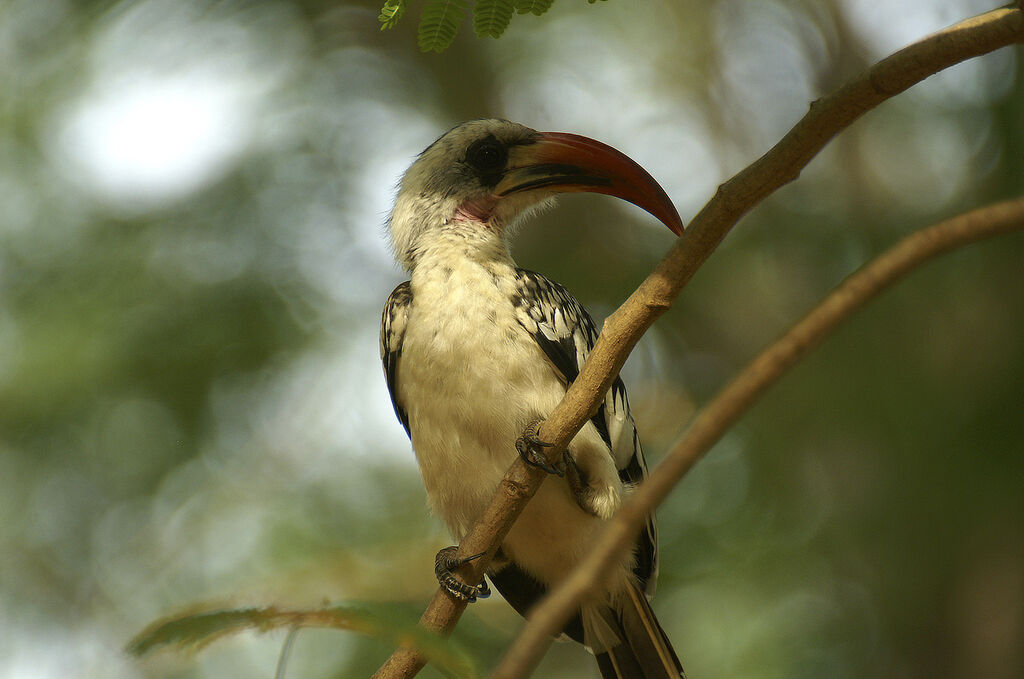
[381,119,685,679]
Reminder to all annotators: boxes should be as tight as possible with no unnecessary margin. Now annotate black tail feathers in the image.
[586,585,684,679]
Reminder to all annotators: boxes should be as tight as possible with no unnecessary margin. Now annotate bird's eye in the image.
[465,137,508,173]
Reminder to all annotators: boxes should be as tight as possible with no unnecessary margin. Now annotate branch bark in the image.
[490,196,1024,679]
[372,6,1024,678]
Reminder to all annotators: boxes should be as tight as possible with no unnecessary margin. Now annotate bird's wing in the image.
[511,269,658,590]
[380,280,413,437]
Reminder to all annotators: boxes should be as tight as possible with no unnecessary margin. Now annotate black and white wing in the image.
[510,269,658,591]
[380,280,413,437]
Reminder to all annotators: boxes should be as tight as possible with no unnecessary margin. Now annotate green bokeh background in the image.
[1,1,1021,678]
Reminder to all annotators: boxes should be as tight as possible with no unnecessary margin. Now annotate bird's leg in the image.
[434,546,491,603]
[515,419,565,476]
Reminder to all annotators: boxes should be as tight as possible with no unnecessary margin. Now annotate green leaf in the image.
[128,607,269,655]
[127,603,476,678]
[513,0,554,15]
[418,0,468,52]
[474,0,515,38]
[379,0,407,30]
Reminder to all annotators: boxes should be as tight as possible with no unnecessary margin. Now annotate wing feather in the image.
[380,281,413,437]
[510,269,658,591]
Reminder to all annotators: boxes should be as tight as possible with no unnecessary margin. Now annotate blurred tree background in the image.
[1,0,1021,677]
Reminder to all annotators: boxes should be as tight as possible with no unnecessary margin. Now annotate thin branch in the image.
[372,6,1024,678]
[490,197,1024,679]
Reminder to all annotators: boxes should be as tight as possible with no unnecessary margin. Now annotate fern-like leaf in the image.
[418,0,468,52]
[128,604,475,677]
[474,0,515,38]
[379,0,407,30]
[513,0,553,15]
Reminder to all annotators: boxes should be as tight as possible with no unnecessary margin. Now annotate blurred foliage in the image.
[128,603,475,677]
[0,1,1021,679]
[379,0,597,52]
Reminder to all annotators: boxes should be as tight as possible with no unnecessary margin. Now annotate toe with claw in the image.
[434,546,491,603]
[515,419,564,476]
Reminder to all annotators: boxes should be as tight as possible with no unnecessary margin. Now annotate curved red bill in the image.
[495,132,684,236]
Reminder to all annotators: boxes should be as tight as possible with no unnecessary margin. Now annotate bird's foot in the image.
[515,419,564,476]
[434,546,491,603]
[562,450,596,516]
[563,451,619,519]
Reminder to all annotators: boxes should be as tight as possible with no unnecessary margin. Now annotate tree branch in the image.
[490,196,1024,679]
[372,6,1024,678]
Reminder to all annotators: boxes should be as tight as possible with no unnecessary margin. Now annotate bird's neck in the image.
[412,218,515,273]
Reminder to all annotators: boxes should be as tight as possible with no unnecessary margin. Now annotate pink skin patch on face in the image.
[455,195,499,223]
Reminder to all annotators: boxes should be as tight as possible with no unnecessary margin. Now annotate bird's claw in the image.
[434,546,491,603]
[515,419,564,476]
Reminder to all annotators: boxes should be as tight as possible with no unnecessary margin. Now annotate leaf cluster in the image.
[379,0,604,52]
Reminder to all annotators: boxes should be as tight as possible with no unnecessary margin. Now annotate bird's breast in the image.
[398,260,566,534]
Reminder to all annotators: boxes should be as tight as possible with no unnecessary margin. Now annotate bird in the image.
[380,119,685,679]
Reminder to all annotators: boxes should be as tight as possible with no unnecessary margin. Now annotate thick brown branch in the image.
[490,197,1024,679]
[372,7,1024,678]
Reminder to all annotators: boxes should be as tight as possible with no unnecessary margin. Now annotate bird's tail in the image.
[583,584,685,679]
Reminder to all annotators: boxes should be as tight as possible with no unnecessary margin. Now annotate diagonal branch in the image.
[372,6,1024,678]
[490,196,1024,679]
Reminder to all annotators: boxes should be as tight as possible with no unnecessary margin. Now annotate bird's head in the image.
[388,119,684,270]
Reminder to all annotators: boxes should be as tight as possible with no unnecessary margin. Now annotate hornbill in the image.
[381,119,686,679]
